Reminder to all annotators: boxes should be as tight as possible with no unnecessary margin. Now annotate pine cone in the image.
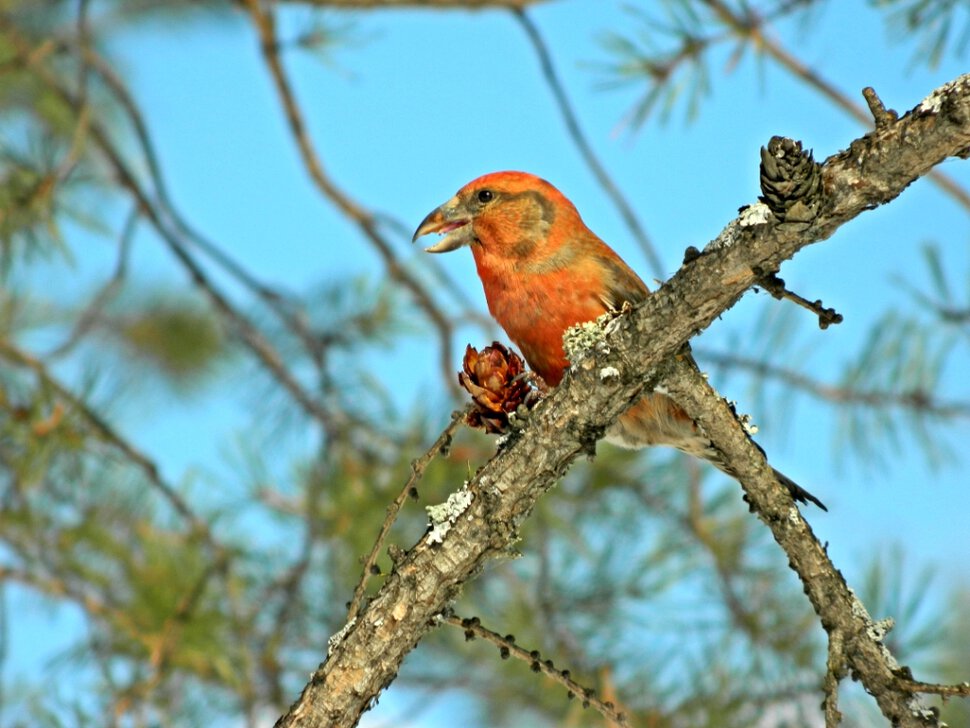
[759,136,822,223]
[458,342,538,434]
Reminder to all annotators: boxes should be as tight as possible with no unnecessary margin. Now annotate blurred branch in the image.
[696,347,970,418]
[47,204,136,359]
[273,74,970,728]
[275,0,551,6]
[0,565,120,626]
[512,10,666,279]
[77,44,327,363]
[0,339,218,551]
[259,506,318,709]
[242,0,461,393]
[633,474,772,645]
[606,2,970,210]
[114,557,228,721]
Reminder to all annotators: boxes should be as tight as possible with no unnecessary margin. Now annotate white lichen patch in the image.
[708,220,743,250]
[787,507,800,525]
[327,616,357,656]
[866,617,895,642]
[562,312,616,362]
[918,72,970,113]
[599,366,620,381]
[426,487,474,544]
[849,588,869,620]
[739,202,771,227]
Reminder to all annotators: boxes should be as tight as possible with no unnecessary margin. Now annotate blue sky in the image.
[7,1,970,724]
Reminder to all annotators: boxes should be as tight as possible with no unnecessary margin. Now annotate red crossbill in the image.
[414,171,824,509]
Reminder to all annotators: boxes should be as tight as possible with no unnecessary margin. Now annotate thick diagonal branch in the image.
[274,74,970,728]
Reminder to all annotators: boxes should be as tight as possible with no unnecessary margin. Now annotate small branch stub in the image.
[757,273,844,329]
[759,136,823,224]
[863,86,898,129]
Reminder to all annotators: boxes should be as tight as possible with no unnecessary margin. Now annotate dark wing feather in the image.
[595,253,650,310]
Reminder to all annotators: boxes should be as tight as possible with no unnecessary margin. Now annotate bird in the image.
[412,171,825,510]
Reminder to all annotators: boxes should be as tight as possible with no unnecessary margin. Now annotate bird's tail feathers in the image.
[770,466,827,511]
[679,440,827,511]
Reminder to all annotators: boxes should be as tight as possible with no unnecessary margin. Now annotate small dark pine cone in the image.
[458,342,538,434]
[759,136,823,223]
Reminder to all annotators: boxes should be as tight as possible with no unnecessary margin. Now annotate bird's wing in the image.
[595,254,650,310]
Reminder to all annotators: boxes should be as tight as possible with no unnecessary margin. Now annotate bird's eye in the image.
[477,190,494,204]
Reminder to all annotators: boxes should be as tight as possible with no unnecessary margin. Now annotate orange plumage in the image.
[414,171,824,509]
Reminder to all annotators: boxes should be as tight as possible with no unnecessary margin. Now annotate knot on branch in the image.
[759,136,823,224]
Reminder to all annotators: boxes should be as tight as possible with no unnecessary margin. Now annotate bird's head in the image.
[412,171,581,256]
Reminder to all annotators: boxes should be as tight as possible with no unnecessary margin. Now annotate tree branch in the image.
[660,357,936,726]
[274,0,549,7]
[695,347,970,418]
[273,73,970,728]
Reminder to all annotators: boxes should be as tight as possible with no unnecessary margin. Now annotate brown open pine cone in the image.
[458,342,539,434]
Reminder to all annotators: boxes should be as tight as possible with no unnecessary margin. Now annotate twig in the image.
[444,614,628,726]
[897,679,970,698]
[756,272,843,329]
[47,204,136,359]
[863,86,899,130]
[512,9,665,280]
[345,407,469,624]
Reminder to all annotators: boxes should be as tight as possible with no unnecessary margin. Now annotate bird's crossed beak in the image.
[411,196,475,253]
